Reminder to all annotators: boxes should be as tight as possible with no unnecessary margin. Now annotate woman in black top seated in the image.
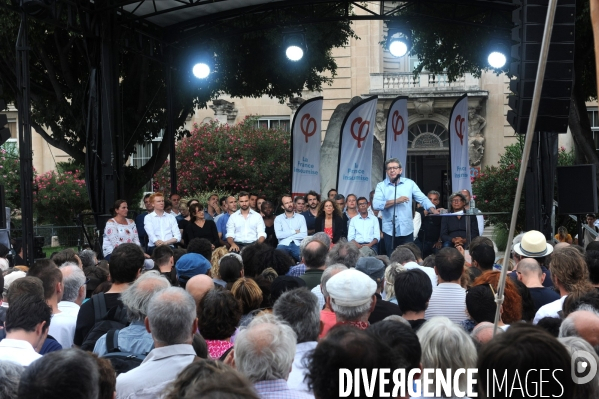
[182,203,221,249]
[440,192,479,249]
[314,199,347,245]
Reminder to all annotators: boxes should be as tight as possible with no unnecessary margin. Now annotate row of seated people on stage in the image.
[102,188,481,267]
[0,227,598,398]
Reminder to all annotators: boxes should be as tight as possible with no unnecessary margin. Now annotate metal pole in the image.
[16,10,35,266]
[493,0,559,335]
[167,50,177,195]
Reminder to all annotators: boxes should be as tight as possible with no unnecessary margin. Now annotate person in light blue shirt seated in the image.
[217,196,237,248]
[274,194,307,262]
[93,271,170,356]
[348,196,380,256]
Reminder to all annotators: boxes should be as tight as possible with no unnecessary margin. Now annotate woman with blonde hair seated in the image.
[210,246,229,287]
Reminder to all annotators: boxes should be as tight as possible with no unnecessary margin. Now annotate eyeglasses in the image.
[80,278,91,289]
[386,166,400,171]
[358,202,368,207]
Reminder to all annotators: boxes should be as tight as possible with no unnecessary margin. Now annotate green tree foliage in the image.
[153,118,290,200]
[473,137,575,246]
[0,2,354,203]
[0,144,29,210]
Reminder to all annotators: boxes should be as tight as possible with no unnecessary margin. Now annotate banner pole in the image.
[493,0,558,336]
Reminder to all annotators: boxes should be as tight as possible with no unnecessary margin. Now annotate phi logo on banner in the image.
[455,115,466,145]
[300,114,317,143]
[391,110,404,141]
[351,117,369,148]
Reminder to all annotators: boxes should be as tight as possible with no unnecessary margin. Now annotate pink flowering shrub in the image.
[33,169,90,225]
[153,117,291,200]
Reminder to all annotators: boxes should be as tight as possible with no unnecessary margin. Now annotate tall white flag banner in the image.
[449,94,472,194]
[291,97,323,197]
[337,96,378,199]
[385,96,409,170]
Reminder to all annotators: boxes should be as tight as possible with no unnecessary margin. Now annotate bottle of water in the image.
[470,198,476,214]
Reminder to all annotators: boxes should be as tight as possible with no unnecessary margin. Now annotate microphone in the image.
[391,173,401,184]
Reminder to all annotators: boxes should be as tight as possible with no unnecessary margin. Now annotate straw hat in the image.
[513,230,553,257]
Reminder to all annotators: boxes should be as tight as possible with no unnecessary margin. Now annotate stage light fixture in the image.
[284,31,307,62]
[487,41,509,69]
[387,29,411,58]
[192,63,211,79]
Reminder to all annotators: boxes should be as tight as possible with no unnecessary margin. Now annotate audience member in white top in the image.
[273,287,320,394]
[0,293,51,366]
[226,191,266,252]
[51,263,86,349]
[169,193,182,216]
[144,192,181,254]
[424,247,467,323]
[116,287,198,399]
[28,264,72,349]
[534,247,593,324]
[390,246,437,287]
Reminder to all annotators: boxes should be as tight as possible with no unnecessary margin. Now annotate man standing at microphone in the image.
[373,158,438,254]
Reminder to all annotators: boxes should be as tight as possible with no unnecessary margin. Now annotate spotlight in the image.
[286,45,304,62]
[488,51,507,68]
[284,31,307,62]
[487,41,509,69]
[192,63,211,79]
[387,28,411,58]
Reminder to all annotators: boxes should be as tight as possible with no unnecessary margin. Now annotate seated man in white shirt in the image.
[116,287,198,398]
[348,196,381,256]
[144,192,181,256]
[0,293,51,366]
[226,191,266,253]
[274,194,307,262]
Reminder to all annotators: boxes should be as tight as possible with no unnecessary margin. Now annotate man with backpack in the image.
[93,271,170,358]
[74,243,145,349]
[116,287,198,398]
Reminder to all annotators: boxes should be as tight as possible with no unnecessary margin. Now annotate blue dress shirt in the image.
[373,177,434,236]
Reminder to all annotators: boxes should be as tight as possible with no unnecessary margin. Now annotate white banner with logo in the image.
[291,97,323,197]
[449,94,472,194]
[337,96,378,199]
[385,96,409,171]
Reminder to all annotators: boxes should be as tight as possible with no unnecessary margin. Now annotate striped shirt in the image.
[424,283,467,323]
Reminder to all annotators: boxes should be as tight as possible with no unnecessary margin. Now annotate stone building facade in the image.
[190,8,575,203]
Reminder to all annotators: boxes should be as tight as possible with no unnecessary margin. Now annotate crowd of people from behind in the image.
[0,159,598,398]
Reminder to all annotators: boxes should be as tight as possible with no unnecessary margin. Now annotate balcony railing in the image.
[371,72,479,91]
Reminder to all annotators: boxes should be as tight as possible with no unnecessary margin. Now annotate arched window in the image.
[407,121,448,152]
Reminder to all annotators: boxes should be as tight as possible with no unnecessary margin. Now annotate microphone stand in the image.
[391,175,398,251]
